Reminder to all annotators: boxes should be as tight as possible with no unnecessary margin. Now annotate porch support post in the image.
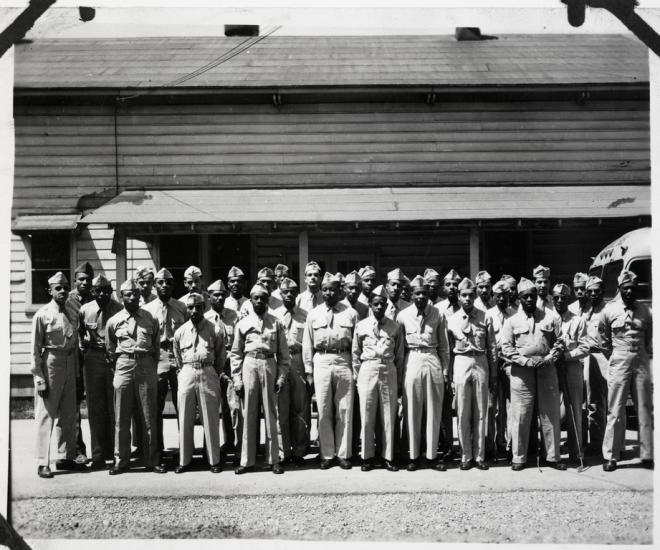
[299,230,309,290]
[469,224,480,279]
[200,234,210,281]
[114,226,127,289]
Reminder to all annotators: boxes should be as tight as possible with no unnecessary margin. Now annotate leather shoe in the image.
[433,460,447,472]
[511,462,525,471]
[320,458,334,470]
[641,459,654,470]
[210,463,223,473]
[272,462,285,474]
[234,465,253,475]
[603,460,617,472]
[90,460,107,471]
[174,464,189,474]
[547,461,567,471]
[338,458,352,470]
[37,465,53,479]
[406,459,419,472]
[475,460,489,471]
[385,460,399,472]
[151,464,167,474]
[108,465,127,475]
[361,459,374,472]
[459,460,472,471]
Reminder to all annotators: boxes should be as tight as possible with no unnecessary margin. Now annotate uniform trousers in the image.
[510,363,561,464]
[313,351,354,460]
[240,357,280,467]
[585,352,609,451]
[178,365,221,466]
[35,349,77,466]
[82,348,114,462]
[603,350,653,461]
[557,360,584,458]
[495,363,512,453]
[55,350,87,458]
[357,360,397,461]
[403,350,444,461]
[113,355,159,469]
[278,353,311,458]
[226,377,244,451]
[454,354,489,462]
[438,384,454,455]
[157,350,179,452]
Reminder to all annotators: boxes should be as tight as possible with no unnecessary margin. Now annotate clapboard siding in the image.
[12,99,649,215]
[126,237,158,276]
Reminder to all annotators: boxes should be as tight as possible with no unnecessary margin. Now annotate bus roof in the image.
[590,227,651,269]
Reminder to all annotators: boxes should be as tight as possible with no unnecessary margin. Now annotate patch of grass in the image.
[11,398,89,419]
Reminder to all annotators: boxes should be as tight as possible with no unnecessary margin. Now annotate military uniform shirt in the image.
[447,307,497,370]
[78,298,123,350]
[598,298,652,356]
[352,316,404,372]
[296,289,323,314]
[272,305,307,355]
[501,308,562,367]
[143,297,188,347]
[558,309,589,361]
[397,303,451,376]
[106,308,160,360]
[173,318,226,373]
[225,295,248,312]
[205,307,239,351]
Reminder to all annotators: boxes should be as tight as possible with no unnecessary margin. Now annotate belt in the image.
[408,347,436,353]
[454,350,485,357]
[119,351,150,359]
[246,351,275,360]
[317,348,350,354]
[43,347,74,355]
[183,361,214,369]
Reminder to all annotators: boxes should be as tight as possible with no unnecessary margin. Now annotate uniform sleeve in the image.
[485,314,498,376]
[394,323,405,384]
[214,325,226,373]
[351,324,363,377]
[436,313,451,378]
[229,323,246,386]
[565,317,589,361]
[302,315,315,375]
[501,317,531,368]
[275,320,291,385]
[597,309,612,355]
[172,326,183,370]
[78,308,87,351]
[151,315,160,363]
[30,312,46,389]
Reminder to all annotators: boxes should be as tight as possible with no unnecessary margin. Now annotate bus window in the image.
[588,266,603,279]
[628,258,652,300]
[602,259,623,301]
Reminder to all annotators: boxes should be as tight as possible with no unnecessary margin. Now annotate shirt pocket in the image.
[136,325,153,349]
[512,325,531,346]
[44,320,64,346]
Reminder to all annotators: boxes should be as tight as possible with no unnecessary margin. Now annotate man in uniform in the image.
[533,265,553,312]
[398,275,451,471]
[352,284,404,472]
[231,284,290,474]
[303,272,358,469]
[552,283,589,465]
[106,279,166,474]
[424,268,442,305]
[225,266,248,312]
[599,270,653,471]
[342,270,369,321]
[446,278,497,470]
[179,265,211,312]
[239,267,281,317]
[172,293,225,473]
[501,274,519,309]
[143,268,188,464]
[474,271,494,312]
[271,264,289,306]
[78,274,122,470]
[205,279,240,453]
[568,272,590,317]
[583,275,609,455]
[501,277,567,471]
[485,280,515,460]
[297,261,323,314]
[357,265,377,307]
[32,272,80,478]
[135,266,158,305]
[272,277,310,466]
[384,268,410,321]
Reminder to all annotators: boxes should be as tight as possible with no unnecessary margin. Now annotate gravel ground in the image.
[12,490,653,543]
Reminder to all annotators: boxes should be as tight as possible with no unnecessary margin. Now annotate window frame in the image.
[22,231,75,313]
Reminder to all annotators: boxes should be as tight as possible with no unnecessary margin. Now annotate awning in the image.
[80,186,650,225]
[12,214,81,231]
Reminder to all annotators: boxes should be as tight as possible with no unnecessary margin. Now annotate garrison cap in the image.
[573,272,589,286]
[423,268,441,283]
[586,276,604,290]
[387,268,406,282]
[517,277,536,295]
[475,271,492,284]
[92,274,111,289]
[48,271,69,286]
[207,279,227,293]
[617,270,638,286]
[335,272,345,285]
[249,283,270,297]
[74,261,94,277]
[279,277,298,290]
[321,272,342,287]
[184,293,205,307]
[359,265,376,278]
[443,269,461,282]
[402,275,411,288]
[410,275,428,290]
[134,265,154,279]
[304,261,322,275]
[492,281,508,294]
[501,274,517,286]
[344,270,361,286]
[227,266,245,279]
[119,278,139,292]
[458,277,476,292]
[274,264,289,276]
[370,285,389,300]
[257,267,274,280]
[552,283,571,297]
[532,265,550,279]
[155,268,173,280]
[184,265,202,279]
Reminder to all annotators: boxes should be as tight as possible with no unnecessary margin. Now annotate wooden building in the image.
[10,33,651,393]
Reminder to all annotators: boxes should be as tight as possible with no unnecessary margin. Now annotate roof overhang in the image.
[80,186,650,226]
[12,214,81,232]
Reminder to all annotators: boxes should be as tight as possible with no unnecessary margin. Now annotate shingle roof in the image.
[14,34,648,89]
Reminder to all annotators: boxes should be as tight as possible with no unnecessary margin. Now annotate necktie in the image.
[527,313,535,334]
[326,306,334,328]
[284,310,292,330]
[312,293,319,308]
[161,302,172,342]
[97,308,104,341]
[126,313,137,339]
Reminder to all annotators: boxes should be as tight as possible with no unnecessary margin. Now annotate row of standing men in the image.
[31,260,652,477]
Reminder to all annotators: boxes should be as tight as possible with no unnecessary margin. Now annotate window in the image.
[628,258,652,301]
[26,232,71,306]
[158,234,200,299]
[602,259,624,301]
